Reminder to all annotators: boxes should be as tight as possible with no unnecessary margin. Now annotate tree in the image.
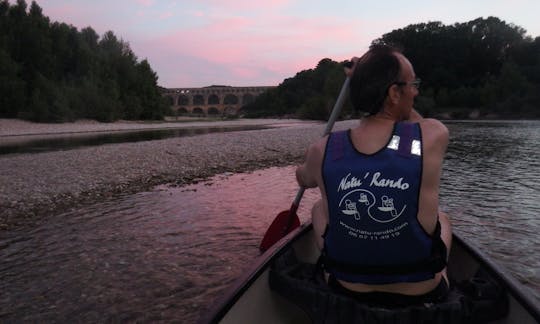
[0,49,26,117]
[373,17,537,118]
[0,1,172,122]
[245,58,352,119]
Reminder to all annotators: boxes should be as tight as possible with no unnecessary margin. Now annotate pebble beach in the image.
[0,118,357,230]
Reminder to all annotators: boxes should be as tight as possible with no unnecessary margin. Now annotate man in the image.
[295,44,452,306]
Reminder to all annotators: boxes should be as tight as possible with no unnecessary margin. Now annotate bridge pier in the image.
[161,85,274,117]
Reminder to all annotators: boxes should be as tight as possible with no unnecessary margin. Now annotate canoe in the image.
[198,222,540,324]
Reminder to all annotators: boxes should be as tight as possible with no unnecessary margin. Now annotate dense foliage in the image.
[246,17,540,120]
[0,0,170,122]
[244,58,352,120]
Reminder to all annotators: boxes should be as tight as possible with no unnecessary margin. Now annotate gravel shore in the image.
[0,118,357,230]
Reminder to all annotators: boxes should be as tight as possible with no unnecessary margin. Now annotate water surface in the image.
[0,125,270,155]
[0,120,538,322]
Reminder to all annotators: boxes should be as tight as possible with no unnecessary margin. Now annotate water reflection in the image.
[0,120,539,322]
[441,120,540,300]
[0,125,270,155]
[0,167,320,322]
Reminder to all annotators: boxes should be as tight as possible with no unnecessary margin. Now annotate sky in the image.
[25,0,540,88]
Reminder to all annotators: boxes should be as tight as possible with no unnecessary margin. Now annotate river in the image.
[0,120,538,322]
[0,124,272,155]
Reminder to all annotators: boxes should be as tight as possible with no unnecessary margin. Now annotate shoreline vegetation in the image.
[2,2,539,124]
[242,18,540,121]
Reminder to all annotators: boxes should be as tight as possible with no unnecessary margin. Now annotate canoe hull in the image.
[199,223,540,324]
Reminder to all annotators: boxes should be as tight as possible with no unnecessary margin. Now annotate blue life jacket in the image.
[321,122,446,284]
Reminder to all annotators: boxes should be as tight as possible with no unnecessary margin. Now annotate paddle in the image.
[259,77,351,252]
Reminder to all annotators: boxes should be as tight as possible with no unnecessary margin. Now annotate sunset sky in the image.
[29,0,540,88]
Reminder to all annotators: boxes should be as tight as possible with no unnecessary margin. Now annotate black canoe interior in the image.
[199,223,540,324]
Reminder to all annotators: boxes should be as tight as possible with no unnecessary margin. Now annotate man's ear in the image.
[388,84,401,105]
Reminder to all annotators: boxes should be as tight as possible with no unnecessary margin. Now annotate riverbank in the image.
[0,118,357,231]
[0,117,315,137]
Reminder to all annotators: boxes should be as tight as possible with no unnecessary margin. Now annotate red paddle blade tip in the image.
[259,210,300,252]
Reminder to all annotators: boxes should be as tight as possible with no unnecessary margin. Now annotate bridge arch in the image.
[208,107,220,115]
[193,95,205,105]
[193,107,205,116]
[178,95,189,105]
[208,94,219,105]
[161,85,275,117]
[242,93,254,105]
[224,94,239,105]
[224,106,236,116]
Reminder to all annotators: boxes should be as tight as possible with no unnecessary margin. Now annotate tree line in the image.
[0,0,170,122]
[245,17,540,120]
[1,2,538,122]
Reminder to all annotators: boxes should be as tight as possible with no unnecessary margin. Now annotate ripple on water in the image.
[443,120,540,302]
[0,166,321,322]
[1,121,539,321]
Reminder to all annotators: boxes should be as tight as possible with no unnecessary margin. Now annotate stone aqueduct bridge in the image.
[161,85,275,116]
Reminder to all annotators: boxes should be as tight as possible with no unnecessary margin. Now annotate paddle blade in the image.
[259,210,300,252]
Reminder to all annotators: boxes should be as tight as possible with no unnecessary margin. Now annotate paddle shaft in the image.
[259,77,351,252]
[291,77,350,208]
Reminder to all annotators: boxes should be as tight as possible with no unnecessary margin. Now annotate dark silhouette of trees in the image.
[245,58,354,120]
[0,0,170,122]
[246,17,539,119]
[2,4,538,122]
[373,16,539,118]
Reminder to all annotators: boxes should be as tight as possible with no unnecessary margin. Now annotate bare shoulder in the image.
[306,135,329,159]
[419,118,448,140]
[418,118,449,153]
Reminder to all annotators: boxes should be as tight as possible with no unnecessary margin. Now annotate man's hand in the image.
[344,57,359,77]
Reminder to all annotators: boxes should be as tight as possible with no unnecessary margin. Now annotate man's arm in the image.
[296,139,325,188]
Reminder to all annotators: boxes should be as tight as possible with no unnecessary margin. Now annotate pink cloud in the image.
[135,0,155,6]
[231,66,259,79]
[177,14,359,59]
[38,1,372,86]
[196,0,290,11]
[159,11,174,20]
[136,12,369,86]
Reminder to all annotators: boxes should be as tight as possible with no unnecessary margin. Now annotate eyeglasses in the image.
[394,78,421,89]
